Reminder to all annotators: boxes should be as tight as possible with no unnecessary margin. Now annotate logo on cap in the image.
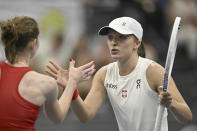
[122,22,126,26]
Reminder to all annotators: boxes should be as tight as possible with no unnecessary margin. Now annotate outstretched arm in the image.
[71,66,108,123]
[45,60,107,123]
[44,60,96,124]
[147,62,192,123]
[43,77,77,123]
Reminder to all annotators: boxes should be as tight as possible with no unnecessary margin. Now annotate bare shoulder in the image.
[25,71,55,83]
[94,65,108,82]
[146,62,165,90]
[24,71,57,94]
[147,62,165,76]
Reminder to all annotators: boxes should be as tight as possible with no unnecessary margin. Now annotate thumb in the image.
[69,58,75,69]
[158,86,163,93]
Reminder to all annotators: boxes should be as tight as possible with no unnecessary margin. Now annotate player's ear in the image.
[134,40,141,50]
[29,38,38,51]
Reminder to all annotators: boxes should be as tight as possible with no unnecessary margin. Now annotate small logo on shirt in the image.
[136,79,141,89]
[105,83,117,89]
[122,89,127,98]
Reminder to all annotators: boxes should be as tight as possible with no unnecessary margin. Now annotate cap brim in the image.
[98,26,132,36]
[98,26,112,36]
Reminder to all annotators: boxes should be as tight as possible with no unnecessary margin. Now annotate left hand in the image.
[158,86,173,108]
[68,59,95,84]
[46,60,69,86]
[45,60,96,86]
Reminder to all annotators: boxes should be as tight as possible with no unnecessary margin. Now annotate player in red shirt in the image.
[0,16,95,131]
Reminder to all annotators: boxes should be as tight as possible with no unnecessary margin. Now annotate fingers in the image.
[80,61,95,70]
[160,92,171,97]
[45,61,59,79]
[69,58,75,69]
[84,69,96,79]
[46,60,61,76]
[82,62,96,81]
[158,86,163,93]
[159,100,172,107]
[83,76,92,81]
[45,70,57,79]
[159,98,172,107]
[59,70,69,77]
[83,68,96,81]
[159,91,172,107]
[159,94,172,102]
[83,64,95,75]
[49,60,61,70]
[90,68,96,75]
[46,65,57,75]
[67,59,96,83]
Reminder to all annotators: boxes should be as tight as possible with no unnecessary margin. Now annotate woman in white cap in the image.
[47,17,192,131]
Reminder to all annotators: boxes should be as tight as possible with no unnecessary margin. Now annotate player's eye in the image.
[107,35,114,41]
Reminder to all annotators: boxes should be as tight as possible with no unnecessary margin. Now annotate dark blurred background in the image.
[0,0,197,131]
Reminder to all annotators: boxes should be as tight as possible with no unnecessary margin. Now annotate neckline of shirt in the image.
[117,57,141,79]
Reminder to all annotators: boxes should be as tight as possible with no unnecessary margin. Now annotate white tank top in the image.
[104,57,168,131]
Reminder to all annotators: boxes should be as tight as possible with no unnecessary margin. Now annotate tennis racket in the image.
[154,17,181,131]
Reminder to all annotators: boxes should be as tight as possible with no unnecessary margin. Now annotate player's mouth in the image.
[111,49,119,55]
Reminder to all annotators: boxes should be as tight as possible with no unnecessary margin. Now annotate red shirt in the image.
[0,62,40,131]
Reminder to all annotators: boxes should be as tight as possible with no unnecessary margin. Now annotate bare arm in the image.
[44,78,76,124]
[43,60,95,124]
[147,62,192,123]
[71,66,107,123]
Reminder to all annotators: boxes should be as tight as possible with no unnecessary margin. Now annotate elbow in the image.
[185,112,193,123]
[79,116,91,123]
[79,113,95,123]
[80,118,89,123]
[179,111,193,124]
[179,117,192,124]
[52,118,64,124]
[184,110,193,123]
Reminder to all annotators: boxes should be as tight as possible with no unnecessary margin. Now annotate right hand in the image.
[158,86,173,108]
[68,59,96,84]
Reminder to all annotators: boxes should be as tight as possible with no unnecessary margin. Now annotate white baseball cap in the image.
[98,17,143,41]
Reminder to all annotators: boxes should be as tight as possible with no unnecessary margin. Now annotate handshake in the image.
[45,58,96,93]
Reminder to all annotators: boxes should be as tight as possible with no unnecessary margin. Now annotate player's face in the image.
[107,29,137,60]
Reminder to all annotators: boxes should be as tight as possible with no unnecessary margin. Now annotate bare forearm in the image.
[71,97,95,123]
[58,80,76,121]
[71,67,107,123]
[169,100,192,123]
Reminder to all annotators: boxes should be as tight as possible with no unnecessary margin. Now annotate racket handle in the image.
[154,104,165,131]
